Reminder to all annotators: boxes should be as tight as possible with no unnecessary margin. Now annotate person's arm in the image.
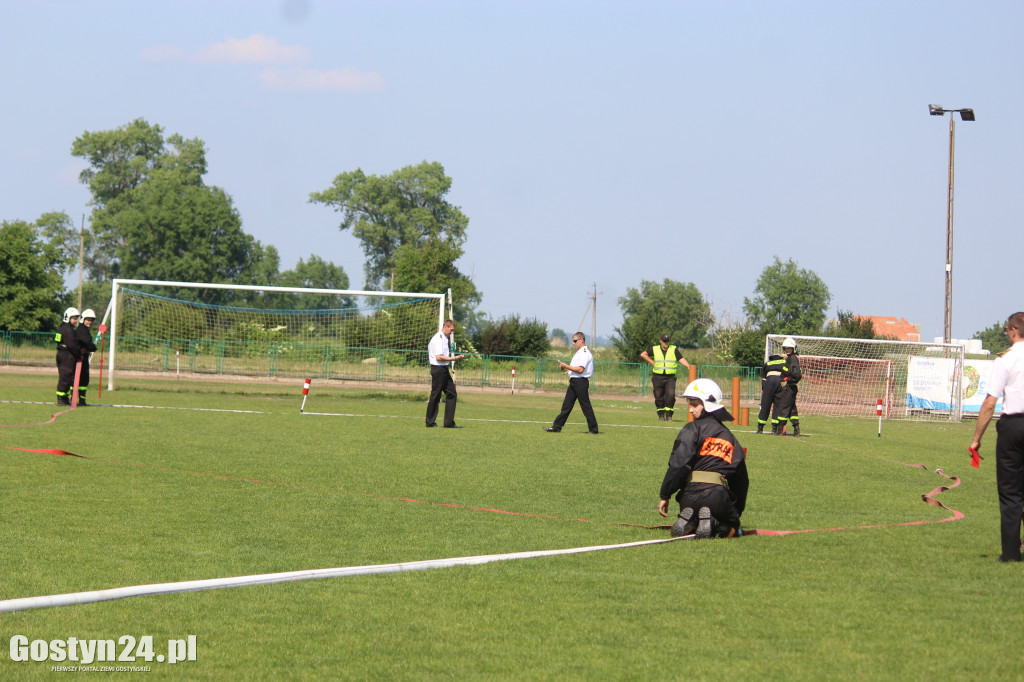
[675,348,691,369]
[558,360,585,373]
[970,394,999,452]
[658,427,697,515]
[640,349,654,365]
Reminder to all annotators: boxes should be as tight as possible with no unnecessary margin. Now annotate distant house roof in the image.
[862,316,921,342]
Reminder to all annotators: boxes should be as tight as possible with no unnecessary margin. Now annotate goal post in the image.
[103,279,447,390]
[764,334,966,422]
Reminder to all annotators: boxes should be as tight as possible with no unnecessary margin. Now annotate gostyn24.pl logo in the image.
[9,635,197,665]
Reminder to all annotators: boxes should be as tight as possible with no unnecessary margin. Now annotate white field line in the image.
[0,400,263,414]
[0,537,690,613]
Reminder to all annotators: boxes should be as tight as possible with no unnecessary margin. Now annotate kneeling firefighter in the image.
[657,378,749,538]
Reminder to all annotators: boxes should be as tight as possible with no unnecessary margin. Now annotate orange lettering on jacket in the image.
[699,437,734,464]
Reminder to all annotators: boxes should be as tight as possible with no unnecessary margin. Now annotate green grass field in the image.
[1,372,1022,680]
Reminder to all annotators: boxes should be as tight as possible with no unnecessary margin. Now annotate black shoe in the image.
[57,396,71,406]
[425,423,438,428]
[658,413,666,421]
[588,430,599,434]
[544,427,560,432]
[443,424,462,429]
[696,507,713,539]
[77,399,88,407]
[672,507,694,537]
[997,555,1021,562]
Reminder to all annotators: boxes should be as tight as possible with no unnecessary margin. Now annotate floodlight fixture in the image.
[929,104,944,116]
[959,108,975,121]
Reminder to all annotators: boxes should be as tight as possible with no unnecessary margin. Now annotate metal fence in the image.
[1,330,759,400]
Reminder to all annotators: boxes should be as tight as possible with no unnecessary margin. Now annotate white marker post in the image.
[300,378,311,413]
[176,348,180,378]
[511,365,516,395]
[876,398,883,438]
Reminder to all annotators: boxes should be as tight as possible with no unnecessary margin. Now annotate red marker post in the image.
[876,398,883,438]
[300,378,311,413]
[511,365,516,395]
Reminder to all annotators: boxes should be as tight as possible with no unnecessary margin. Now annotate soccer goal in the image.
[765,335,966,422]
[102,279,447,390]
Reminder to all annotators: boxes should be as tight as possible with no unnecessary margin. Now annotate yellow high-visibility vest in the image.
[652,345,679,375]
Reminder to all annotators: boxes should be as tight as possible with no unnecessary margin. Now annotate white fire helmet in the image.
[81,309,96,320]
[681,378,726,413]
[63,307,80,323]
[782,337,797,350]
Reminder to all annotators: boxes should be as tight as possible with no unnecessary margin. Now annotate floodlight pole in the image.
[929,104,974,344]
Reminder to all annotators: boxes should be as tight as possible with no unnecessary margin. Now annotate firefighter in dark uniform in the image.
[758,351,789,434]
[640,333,691,421]
[54,307,82,406]
[777,337,802,436]
[657,378,749,538]
[74,308,98,406]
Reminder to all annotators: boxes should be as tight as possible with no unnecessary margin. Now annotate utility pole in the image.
[78,214,86,310]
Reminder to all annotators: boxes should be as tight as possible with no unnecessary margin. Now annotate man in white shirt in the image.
[545,332,599,434]
[970,311,1024,562]
[425,319,465,428]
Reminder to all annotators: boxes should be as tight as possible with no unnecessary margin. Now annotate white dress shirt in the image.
[568,345,594,378]
[987,340,1024,414]
[428,332,450,366]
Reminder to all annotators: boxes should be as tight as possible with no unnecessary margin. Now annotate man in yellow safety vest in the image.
[640,333,691,421]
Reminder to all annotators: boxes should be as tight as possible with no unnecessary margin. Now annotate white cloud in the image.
[141,34,310,65]
[259,67,386,93]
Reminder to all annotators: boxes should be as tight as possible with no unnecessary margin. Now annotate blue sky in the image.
[2,0,1021,343]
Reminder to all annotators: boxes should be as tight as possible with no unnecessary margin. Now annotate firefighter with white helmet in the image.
[54,307,82,406]
[778,337,802,436]
[74,309,99,406]
[657,378,750,538]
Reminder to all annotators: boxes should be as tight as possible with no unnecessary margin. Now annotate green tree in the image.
[743,256,832,335]
[309,161,471,293]
[729,329,766,368]
[975,320,1011,354]
[550,328,571,345]
[0,219,72,331]
[822,310,878,339]
[277,255,354,309]
[71,118,276,298]
[613,278,713,362]
[391,240,481,320]
[473,315,550,357]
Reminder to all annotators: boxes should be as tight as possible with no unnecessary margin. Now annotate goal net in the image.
[765,335,966,422]
[103,279,446,390]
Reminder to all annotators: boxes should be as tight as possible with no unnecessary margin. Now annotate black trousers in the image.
[777,384,799,425]
[425,365,457,427]
[652,373,678,414]
[758,376,785,426]
[995,414,1024,561]
[674,482,742,536]
[552,377,598,432]
[79,359,90,392]
[55,351,78,397]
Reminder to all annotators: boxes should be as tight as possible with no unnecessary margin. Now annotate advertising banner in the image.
[906,356,1003,414]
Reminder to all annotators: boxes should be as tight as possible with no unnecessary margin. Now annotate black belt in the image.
[1001,413,1024,420]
